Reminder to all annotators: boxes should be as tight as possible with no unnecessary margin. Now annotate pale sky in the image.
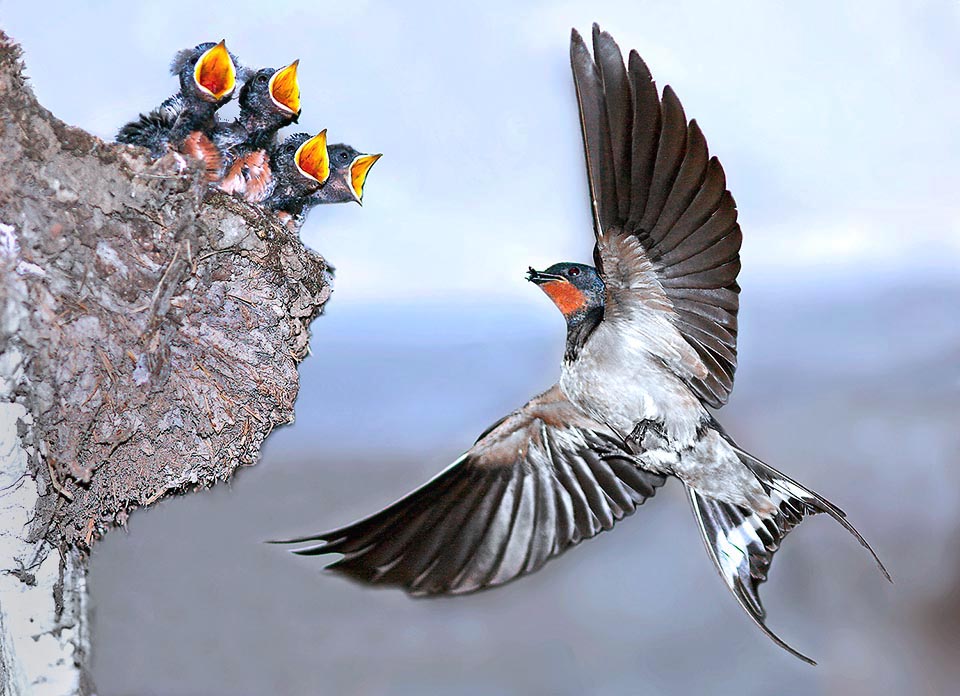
[3,0,958,304]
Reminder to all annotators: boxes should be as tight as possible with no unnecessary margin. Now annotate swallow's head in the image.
[527,262,604,319]
[266,131,328,208]
[239,62,301,125]
[172,40,238,105]
[324,144,381,205]
[298,143,382,206]
[267,134,381,216]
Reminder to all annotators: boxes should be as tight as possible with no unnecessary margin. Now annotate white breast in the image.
[559,314,706,447]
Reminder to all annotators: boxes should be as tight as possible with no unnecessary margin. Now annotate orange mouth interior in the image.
[295,131,329,184]
[194,40,236,100]
[349,154,382,201]
[269,60,301,115]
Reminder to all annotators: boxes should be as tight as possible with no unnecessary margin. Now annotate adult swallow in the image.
[259,131,380,228]
[275,25,889,664]
[217,62,302,200]
[117,41,239,180]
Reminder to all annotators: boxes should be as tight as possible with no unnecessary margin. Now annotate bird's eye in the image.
[568,267,581,277]
[339,152,349,161]
[257,74,269,83]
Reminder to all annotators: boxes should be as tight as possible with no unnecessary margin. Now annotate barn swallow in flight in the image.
[216,62,302,201]
[275,25,888,664]
[258,131,381,228]
[117,41,239,180]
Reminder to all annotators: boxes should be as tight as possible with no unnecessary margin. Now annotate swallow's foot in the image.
[629,418,667,448]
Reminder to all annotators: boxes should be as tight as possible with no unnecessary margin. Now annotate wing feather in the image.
[638,86,689,236]
[626,51,662,227]
[592,24,633,220]
[571,26,743,407]
[651,120,710,240]
[654,162,728,255]
[276,385,666,595]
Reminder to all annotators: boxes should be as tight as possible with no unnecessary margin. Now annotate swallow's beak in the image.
[194,40,236,101]
[294,130,330,184]
[526,267,563,284]
[269,60,301,117]
[348,154,381,205]
[528,267,584,315]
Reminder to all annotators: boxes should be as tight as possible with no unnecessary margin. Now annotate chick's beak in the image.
[294,130,330,184]
[269,60,301,116]
[349,154,382,205]
[194,40,236,101]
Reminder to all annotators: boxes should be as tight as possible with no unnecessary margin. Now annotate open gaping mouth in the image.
[269,60,301,115]
[348,153,382,204]
[194,40,236,101]
[294,131,330,185]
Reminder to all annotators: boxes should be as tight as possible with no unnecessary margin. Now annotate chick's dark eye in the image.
[257,74,269,83]
[568,267,581,277]
[339,153,348,161]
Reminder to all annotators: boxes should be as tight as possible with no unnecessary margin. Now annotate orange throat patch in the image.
[541,280,586,316]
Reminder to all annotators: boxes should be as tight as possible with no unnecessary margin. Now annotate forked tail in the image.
[686,444,890,665]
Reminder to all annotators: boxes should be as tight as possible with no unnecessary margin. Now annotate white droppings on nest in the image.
[131,354,150,385]
[0,221,28,398]
[96,240,129,277]
[45,178,78,204]
[218,214,249,248]
[0,222,17,259]
[15,261,45,277]
[0,349,25,398]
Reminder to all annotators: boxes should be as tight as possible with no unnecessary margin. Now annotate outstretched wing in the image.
[571,26,742,408]
[275,385,666,596]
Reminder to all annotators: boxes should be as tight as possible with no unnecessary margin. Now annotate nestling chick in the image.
[117,41,239,180]
[260,131,380,229]
[217,62,302,201]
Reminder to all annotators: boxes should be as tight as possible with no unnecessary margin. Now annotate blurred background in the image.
[3,1,959,694]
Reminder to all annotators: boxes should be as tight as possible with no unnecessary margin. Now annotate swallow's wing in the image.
[571,26,742,408]
[275,385,666,595]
